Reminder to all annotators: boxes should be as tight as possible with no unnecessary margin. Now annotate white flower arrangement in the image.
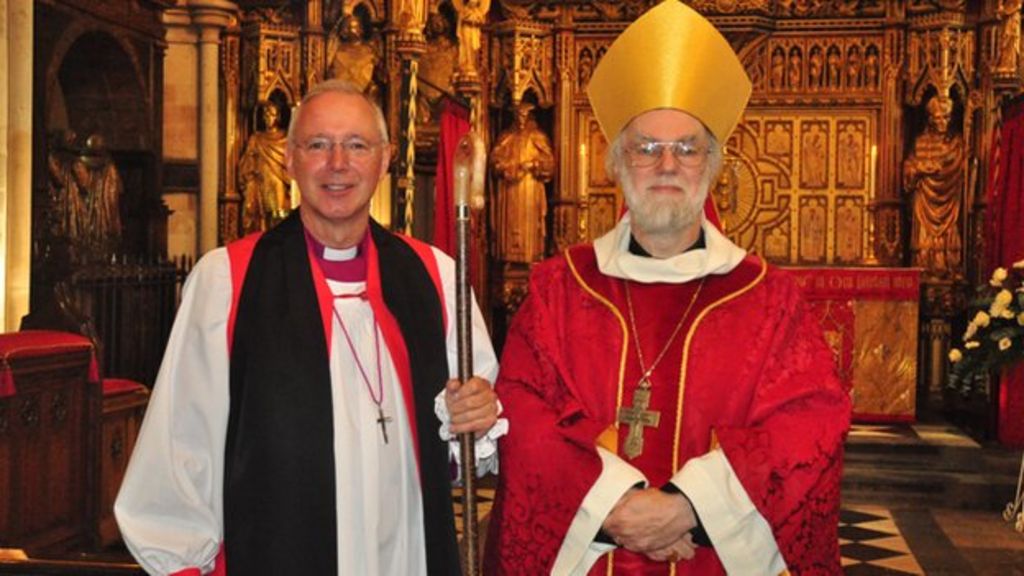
[948,259,1024,396]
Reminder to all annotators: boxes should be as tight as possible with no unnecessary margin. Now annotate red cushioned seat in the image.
[102,377,147,397]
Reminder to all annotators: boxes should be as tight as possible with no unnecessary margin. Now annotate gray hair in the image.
[286,79,390,147]
[605,122,724,188]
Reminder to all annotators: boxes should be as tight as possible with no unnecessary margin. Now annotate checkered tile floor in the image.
[454,486,925,574]
[840,505,924,574]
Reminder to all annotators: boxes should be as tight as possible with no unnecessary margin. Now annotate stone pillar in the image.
[189,0,237,255]
[1,0,33,330]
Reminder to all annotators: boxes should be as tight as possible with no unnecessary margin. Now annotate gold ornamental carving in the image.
[710,110,876,266]
[391,0,428,42]
[491,24,554,107]
[242,22,302,107]
[762,36,884,96]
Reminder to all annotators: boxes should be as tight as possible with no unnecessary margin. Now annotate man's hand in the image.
[645,532,697,564]
[602,487,698,553]
[444,377,498,434]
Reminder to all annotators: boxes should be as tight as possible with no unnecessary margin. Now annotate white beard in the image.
[622,171,711,235]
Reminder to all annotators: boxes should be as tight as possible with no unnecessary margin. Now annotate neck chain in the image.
[624,277,706,390]
[332,295,391,443]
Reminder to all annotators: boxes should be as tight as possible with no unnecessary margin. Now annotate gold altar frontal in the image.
[786,267,921,422]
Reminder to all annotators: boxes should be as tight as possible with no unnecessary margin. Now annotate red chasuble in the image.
[484,245,851,575]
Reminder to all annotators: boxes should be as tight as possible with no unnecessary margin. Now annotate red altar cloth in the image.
[785,267,921,422]
[0,331,99,398]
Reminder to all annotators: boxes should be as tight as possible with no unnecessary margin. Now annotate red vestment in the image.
[484,245,851,575]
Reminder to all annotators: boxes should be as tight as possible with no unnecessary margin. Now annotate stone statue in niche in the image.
[997,0,1022,72]
[491,103,555,264]
[846,45,862,88]
[787,46,802,89]
[328,15,381,98]
[239,101,290,233]
[417,11,458,127]
[902,94,965,279]
[452,0,490,77]
[808,46,824,89]
[770,47,786,90]
[578,48,594,91]
[46,131,123,263]
[864,46,880,89]
[827,45,842,88]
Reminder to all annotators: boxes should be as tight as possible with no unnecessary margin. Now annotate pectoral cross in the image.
[377,407,393,444]
[616,383,661,459]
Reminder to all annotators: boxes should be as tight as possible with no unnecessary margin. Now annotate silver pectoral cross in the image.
[616,383,661,459]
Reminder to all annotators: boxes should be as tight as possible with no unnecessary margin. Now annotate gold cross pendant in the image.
[616,383,661,459]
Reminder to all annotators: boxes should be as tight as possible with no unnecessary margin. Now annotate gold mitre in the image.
[586,0,752,144]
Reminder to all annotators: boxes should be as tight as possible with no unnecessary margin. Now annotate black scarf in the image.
[225,212,459,575]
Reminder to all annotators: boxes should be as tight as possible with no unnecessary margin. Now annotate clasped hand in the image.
[601,487,699,563]
[444,377,498,435]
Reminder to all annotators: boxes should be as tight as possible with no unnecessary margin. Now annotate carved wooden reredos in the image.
[225,0,1021,318]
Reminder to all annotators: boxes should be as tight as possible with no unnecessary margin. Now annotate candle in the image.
[869,144,877,198]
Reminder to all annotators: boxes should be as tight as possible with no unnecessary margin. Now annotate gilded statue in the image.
[395,0,426,31]
[711,158,739,233]
[417,11,458,127]
[827,45,842,88]
[452,0,490,77]
[902,94,964,279]
[787,47,802,89]
[46,130,83,241]
[808,46,824,89]
[864,47,880,89]
[997,0,1022,72]
[770,48,785,90]
[328,15,381,98]
[239,101,290,233]
[491,104,555,264]
[46,131,123,262]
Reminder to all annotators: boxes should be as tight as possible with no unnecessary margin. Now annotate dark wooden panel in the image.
[0,336,100,554]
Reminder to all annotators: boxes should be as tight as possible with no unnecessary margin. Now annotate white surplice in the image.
[115,243,500,576]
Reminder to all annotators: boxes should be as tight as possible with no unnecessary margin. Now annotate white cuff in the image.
[551,447,647,576]
[672,451,787,575]
[434,389,509,480]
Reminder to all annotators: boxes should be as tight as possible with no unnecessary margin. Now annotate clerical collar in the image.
[304,229,368,282]
[628,231,706,257]
[593,213,747,284]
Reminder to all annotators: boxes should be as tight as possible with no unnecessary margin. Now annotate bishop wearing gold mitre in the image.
[484,2,851,574]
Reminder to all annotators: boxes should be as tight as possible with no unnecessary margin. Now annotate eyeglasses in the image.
[296,137,384,161]
[624,140,711,169]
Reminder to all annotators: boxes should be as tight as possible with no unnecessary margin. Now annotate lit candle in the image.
[869,144,877,198]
